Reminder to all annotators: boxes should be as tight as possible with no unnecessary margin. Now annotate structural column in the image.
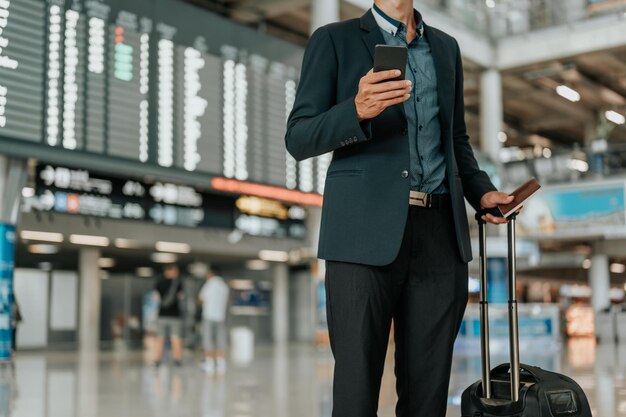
[589,252,610,313]
[311,0,339,32]
[0,156,27,224]
[79,248,101,351]
[480,68,503,163]
[272,262,289,344]
[0,156,27,358]
[309,0,340,194]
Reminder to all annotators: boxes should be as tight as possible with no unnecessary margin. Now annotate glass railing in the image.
[421,0,626,38]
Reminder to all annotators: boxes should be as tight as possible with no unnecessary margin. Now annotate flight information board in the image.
[24,163,307,239]
[0,0,329,195]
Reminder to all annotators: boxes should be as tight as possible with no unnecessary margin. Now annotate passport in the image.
[497,178,541,218]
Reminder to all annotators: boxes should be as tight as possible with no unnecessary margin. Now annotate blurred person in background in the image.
[286,0,513,416]
[11,296,22,356]
[142,288,160,363]
[153,264,184,367]
[198,266,229,375]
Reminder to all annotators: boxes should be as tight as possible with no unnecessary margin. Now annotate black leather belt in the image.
[409,191,451,208]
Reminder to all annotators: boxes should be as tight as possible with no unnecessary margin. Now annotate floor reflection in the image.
[0,338,623,417]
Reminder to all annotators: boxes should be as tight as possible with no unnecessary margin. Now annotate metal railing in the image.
[419,0,626,38]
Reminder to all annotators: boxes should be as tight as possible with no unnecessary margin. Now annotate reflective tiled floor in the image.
[0,338,624,417]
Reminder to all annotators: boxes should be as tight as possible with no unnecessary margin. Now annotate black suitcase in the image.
[461,213,592,417]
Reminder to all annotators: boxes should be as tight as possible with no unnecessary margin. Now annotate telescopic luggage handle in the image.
[475,210,521,403]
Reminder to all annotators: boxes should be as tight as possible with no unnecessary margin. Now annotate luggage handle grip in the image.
[491,363,542,382]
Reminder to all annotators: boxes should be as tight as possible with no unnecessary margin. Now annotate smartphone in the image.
[373,44,408,81]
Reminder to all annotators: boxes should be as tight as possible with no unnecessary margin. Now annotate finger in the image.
[495,193,514,203]
[485,213,506,224]
[379,94,411,109]
[369,80,412,93]
[489,195,513,206]
[374,87,412,101]
[370,69,402,83]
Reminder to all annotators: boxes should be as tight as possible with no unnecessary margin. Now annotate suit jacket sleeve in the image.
[452,39,497,211]
[285,26,373,162]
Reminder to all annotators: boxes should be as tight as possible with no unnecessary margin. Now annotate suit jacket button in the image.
[401,127,408,135]
[401,170,409,178]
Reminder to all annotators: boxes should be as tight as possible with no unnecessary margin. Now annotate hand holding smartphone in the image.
[354,45,411,122]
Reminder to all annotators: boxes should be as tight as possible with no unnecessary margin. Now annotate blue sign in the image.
[470,317,553,338]
[521,182,626,237]
[542,185,624,221]
[487,257,507,304]
[0,223,15,360]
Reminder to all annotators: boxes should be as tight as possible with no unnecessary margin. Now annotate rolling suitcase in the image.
[461,213,592,417]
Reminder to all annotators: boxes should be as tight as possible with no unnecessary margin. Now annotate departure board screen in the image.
[0,0,329,195]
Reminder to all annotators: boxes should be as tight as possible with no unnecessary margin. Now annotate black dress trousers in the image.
[325,201,469,417]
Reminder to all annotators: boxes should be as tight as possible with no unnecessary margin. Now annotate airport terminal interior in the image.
[1,0,626,416]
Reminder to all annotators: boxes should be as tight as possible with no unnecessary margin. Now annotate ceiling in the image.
[186,0,626,160]
[497,48,626,148]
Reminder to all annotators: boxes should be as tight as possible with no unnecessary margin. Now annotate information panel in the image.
[0,0,329,196]
[24,164,307,239]
[0,0,46,142]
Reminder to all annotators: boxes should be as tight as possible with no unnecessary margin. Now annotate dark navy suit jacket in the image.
[285,10,496,265]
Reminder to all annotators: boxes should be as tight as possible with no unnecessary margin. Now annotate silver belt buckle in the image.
[409,191,431,207]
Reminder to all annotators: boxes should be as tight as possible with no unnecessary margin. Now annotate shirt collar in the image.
[372,3,424,39]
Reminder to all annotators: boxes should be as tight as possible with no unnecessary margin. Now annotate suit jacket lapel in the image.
[424,24,452,124]
[360,9,384,62]
[360,10,407,122]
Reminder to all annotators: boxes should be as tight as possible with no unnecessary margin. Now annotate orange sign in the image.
[67,194,80,213]
[211,177,323,207]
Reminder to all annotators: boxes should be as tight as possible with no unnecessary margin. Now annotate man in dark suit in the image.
[286,1,513,416]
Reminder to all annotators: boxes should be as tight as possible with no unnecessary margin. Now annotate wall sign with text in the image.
[23,164,307,240]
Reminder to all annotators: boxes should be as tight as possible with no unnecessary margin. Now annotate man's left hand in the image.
[479,191,515,224]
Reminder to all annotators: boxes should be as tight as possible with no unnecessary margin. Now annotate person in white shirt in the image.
[198,267,230,374]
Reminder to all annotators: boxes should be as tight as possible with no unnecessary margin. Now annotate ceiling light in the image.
[155,241,191,254]
[485,0,495,8]
[150,252,178,264]
[567,159,589,173]
[246,259,269,270]
[230,279,256,289]
[115,238,140,249]
[69,234,110,247]
[258,250,289,262]
[97,257,115,268]
[611,263,626,274]
[28,244,59,254]
[136,267,154,278]
[556,85,581,102]
[20,230,64,243]
[21,187,35,198]
[582,259,591,269]
[606,110,625,125]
